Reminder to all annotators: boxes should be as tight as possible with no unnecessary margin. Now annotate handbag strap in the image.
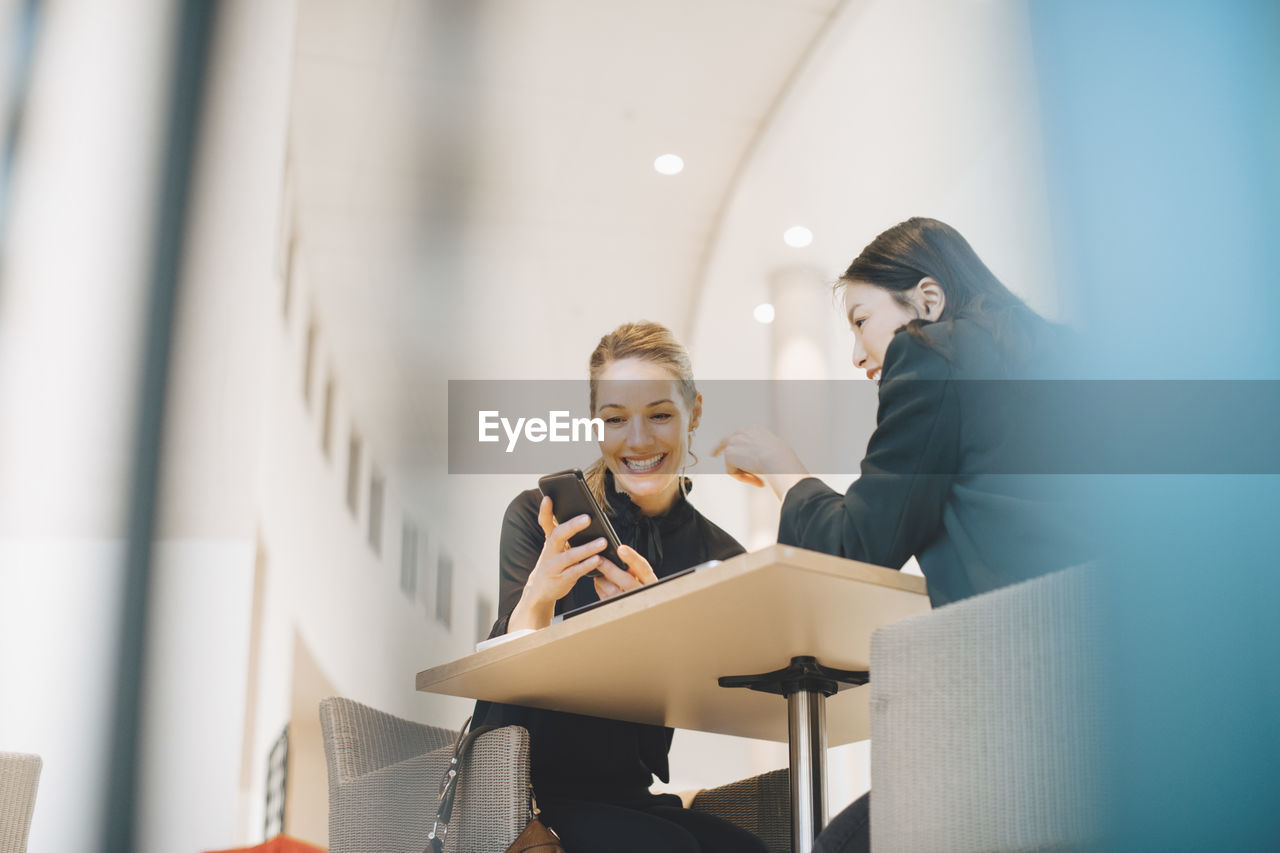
[427,716,518,853]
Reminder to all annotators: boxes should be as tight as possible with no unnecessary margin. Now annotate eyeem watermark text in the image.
[478,410,604,453]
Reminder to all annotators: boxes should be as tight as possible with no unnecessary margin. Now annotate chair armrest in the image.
[691,767,789,853]
[328,726,531,853]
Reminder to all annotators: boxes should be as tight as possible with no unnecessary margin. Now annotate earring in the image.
[679,428,697,494]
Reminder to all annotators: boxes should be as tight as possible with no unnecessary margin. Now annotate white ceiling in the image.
[288,0,845,462]
[286,0,1056,471]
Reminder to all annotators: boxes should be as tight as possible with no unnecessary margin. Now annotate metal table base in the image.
[720,656,868,853]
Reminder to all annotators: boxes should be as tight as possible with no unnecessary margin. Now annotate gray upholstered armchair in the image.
[0,752,42,853]
[868,566,1101,852]
[320,697,791,853]
[320,697,531,853]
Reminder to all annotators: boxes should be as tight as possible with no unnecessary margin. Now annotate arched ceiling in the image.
[286,0,1054,470]
[287,0,846,461]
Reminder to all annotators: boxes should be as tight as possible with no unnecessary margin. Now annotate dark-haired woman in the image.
[476,321,770,853]
[714,217,1087,852]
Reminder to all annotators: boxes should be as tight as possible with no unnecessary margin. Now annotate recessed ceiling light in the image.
[654,154,684,175]
[783,225,814,248]
[754,303,776,324]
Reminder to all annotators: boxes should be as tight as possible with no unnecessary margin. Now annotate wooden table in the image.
[417,544,929,852]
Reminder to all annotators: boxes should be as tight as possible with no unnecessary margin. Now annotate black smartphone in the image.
[537,468,624,580]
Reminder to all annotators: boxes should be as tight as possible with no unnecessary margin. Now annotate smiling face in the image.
[594,357,701,515]
[843,278,944,382]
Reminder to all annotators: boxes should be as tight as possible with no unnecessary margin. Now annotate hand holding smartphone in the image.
[537,468,624,579]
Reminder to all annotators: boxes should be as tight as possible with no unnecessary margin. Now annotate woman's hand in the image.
[712,425,810,500]
[592,545,659,600]
[508,497,609,631]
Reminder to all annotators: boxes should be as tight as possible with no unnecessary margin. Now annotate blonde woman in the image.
[475,322,769,853]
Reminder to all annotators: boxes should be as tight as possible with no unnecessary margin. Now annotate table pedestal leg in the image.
[718,656,868,853]
[788,688,828,853]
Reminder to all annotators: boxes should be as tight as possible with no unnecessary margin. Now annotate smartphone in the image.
[537,468,624,580]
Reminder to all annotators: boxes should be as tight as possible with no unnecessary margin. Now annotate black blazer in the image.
[779,317,1087,607]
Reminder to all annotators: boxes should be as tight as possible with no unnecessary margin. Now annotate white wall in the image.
[140,3,485,847]
[0,0,169,536]
[135,2,294,848]
[135,542,255,853]
[0,2,173,851]
[0,544,124,853]
[693,0,1055,381]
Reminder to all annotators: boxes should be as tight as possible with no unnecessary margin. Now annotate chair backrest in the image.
[0,752,42,853]
[690,767,791,853]
[869,566,1102,853]
[318,697,532,853]
[319,696,457,784]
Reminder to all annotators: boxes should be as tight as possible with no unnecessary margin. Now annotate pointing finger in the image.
[728,469,766,488]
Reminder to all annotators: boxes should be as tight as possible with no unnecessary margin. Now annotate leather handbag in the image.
[427,717,566,853]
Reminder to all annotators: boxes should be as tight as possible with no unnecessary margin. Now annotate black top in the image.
[474,470,745,804]
[779,318,1087,607]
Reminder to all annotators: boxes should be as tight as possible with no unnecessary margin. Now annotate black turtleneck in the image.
[474,470,744,804]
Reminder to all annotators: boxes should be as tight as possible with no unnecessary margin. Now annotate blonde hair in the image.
[583,321,698,510]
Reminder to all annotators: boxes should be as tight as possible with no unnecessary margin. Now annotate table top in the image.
[416,544,929,744]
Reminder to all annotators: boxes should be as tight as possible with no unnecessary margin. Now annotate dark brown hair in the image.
[840,217,1048,359]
